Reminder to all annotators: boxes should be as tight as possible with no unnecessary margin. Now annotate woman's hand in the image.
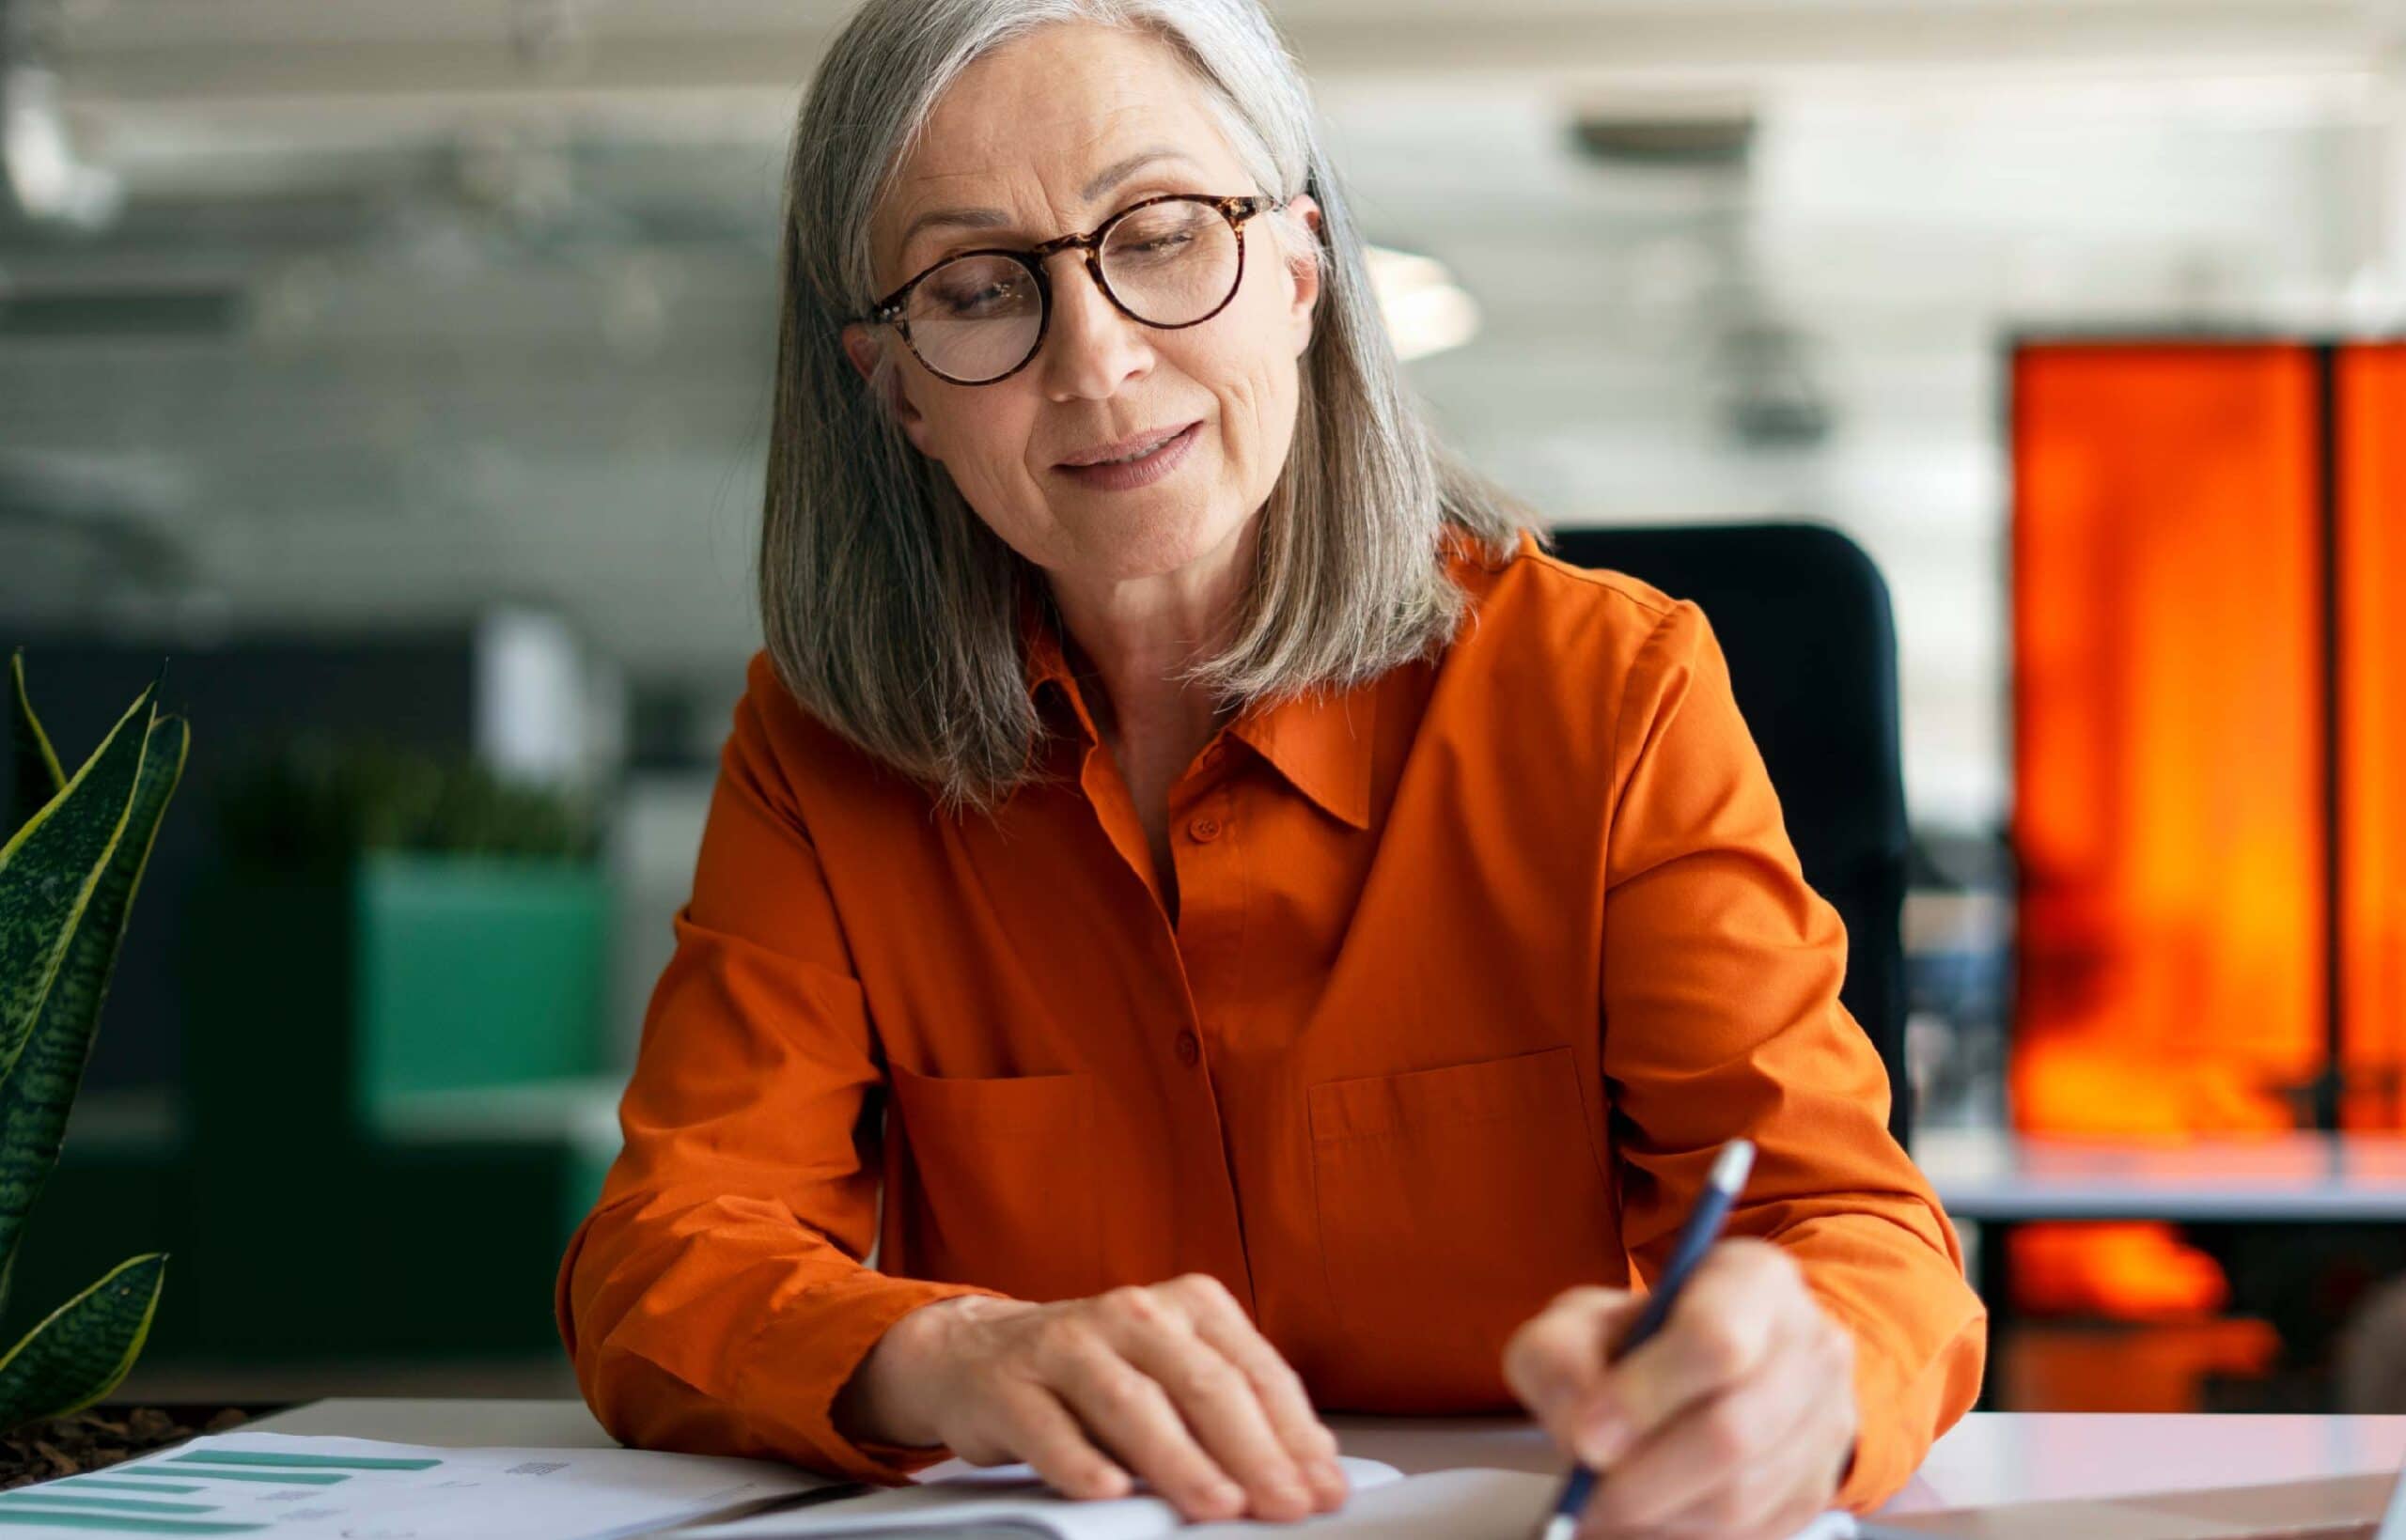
[1501,1239,1858,1540]
[833,1274,1350,1524]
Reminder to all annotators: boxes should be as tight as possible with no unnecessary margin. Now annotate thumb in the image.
[1502,1285,1647,1454]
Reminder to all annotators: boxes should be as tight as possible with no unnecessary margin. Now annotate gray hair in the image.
[760,0,1542,815]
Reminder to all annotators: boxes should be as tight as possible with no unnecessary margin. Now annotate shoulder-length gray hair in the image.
[761,0,1545,815]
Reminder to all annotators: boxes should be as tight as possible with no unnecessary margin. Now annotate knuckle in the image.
[1205,1356,1258,1404]
[1504,1337,1582,1411]
[1175,1353,1252,1407]
[1697,1399,1754,1464]
[1103,1284,1166,1325]
[1688,1318,1752,1382]
[1172,1271,1237,1310]
[1092,1367,1163,1421]
[1271,1358,1314,1404]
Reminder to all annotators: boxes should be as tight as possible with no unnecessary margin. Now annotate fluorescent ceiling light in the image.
[1365,243,1480,361]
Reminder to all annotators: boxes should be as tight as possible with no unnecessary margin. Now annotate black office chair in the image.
[1542,521,1914,1150]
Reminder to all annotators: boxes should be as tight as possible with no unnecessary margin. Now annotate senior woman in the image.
[555,1,1986,1535]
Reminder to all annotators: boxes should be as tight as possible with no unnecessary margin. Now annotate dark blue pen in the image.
[1537,1138,1757,1540]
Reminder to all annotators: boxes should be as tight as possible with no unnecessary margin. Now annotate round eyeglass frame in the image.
[856,191,1288,386]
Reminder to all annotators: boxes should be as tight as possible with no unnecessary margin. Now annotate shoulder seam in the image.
[1605,596,1695,837]
[1514,545,1681,620]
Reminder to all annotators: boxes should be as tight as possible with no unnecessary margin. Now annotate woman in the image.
[555,1,1986,1534]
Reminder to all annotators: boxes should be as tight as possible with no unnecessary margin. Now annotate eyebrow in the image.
[894,147,1204,264]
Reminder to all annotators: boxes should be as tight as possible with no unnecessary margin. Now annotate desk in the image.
[1915,1128,2406,1223]
[243,1400,2406,1517]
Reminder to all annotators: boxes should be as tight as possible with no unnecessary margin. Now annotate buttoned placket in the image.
[1048,683,1260,1314]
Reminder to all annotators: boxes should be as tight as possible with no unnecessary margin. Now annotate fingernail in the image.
[1313,1456,1348,1491]
[1211,1480,1246,1511]
[1577,1411,1629,1467]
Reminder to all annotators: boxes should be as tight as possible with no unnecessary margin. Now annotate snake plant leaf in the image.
[7,651,67,846]
[0,663,163,1088]
[0,1252,166,1426]
[0,714,188,1284]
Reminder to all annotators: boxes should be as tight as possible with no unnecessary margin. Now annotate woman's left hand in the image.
[1501,1238,1859,1540]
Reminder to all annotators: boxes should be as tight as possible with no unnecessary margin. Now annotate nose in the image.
[1038,247,1151,400]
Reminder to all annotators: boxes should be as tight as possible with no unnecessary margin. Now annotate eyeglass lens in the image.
[898,199,1242,382]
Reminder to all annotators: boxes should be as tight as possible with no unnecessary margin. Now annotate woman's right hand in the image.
[831,1273,1351,1524]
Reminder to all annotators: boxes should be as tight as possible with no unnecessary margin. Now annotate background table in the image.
[246,1400,2406,1517]
[1915,1129,2406,1224]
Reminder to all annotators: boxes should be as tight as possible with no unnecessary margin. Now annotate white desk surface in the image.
[1914,1127,2406,1222]
[246,1399,2406,1518]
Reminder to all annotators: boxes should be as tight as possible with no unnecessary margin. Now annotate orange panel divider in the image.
[2340,343,2406,1130]
[2012,342,2326,1148]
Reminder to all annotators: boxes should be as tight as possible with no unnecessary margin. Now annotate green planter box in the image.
[172,851,613,1356]
[187,851,607,1128]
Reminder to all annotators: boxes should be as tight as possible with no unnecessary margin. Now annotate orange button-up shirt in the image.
[555,527,1986,1512]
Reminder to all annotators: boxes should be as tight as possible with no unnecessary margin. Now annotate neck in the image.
[1047,515,1259,751]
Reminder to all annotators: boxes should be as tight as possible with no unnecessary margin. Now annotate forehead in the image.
[876,23,1242,272]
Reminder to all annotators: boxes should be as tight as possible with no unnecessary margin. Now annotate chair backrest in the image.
[1541,522,1914,1149]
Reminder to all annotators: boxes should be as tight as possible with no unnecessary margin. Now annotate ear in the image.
[841,321,937,458]
[1283,194,1324,358]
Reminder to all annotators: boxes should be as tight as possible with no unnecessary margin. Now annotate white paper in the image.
[1184,1471,1853,1540]
[668,1455,1402,1539]
[0,1429,839,1540]
[667,1458,1856,1540]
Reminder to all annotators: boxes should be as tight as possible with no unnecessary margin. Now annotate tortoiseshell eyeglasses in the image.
[853,192,1287,386]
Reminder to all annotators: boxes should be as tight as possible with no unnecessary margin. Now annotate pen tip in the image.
[1539,1516,1581,1540]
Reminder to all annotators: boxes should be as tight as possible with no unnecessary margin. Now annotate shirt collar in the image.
[1013,586,1373,830]
[1009,529,1508,830]
[1228,681,1377,830]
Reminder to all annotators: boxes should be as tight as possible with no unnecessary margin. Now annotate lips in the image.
[1058,420,1200,467]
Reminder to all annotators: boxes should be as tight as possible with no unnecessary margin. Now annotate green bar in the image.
[46,1483,203,1496]
[164,1452,436,1471]
[0,1512,262,1533]
[107,1471,340,1487]
[0,1494,216,1515]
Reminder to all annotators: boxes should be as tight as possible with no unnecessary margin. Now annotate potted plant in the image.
[0,650,249,1486]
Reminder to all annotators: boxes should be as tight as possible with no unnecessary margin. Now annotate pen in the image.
[1536,1137,1757,1540]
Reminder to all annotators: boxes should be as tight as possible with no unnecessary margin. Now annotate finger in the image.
[1103,1283,1318,1523]
[1038,1319,1249,1523]
[1579,1243,1790,1458]
[1637,1389,1853,1540]
[987,1380,1135,1502]
[1579,1310,1841,1537]
[1167,1274,1348,1512]
[1502,1285,1644,1454]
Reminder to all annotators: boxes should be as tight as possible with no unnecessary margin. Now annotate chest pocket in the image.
[1306,1044,1621,1408]
[887,1062,1101,1303]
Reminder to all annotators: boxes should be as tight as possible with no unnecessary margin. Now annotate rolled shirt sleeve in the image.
[1599,598,1988,1511]
[555,661,1008,1485]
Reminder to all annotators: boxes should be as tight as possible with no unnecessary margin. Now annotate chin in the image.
[1062,498,1251,583]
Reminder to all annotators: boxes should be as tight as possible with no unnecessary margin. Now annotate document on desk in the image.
[0,1428,844,1539]
[665,1456,1861,1540]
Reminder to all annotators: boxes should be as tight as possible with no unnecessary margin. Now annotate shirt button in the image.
[1175,1030,1202,1067]
[1187,816,1223,843]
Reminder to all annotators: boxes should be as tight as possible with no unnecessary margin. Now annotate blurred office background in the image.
[6,0,2406,1415]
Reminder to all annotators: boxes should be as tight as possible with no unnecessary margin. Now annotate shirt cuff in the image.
[1819,1289,1990,1513]
[730,1274,1013,1486]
